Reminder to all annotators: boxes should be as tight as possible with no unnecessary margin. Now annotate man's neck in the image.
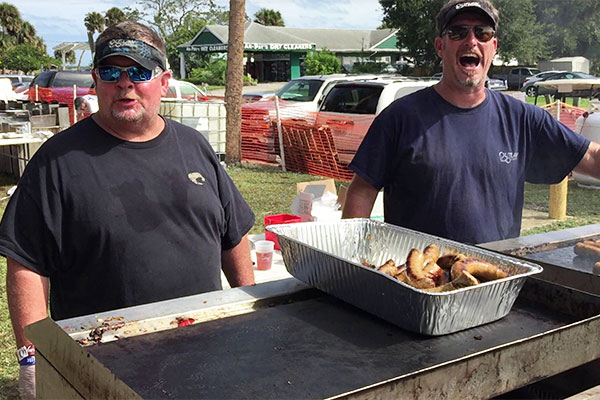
[92,114,165,142]
[434,80,487,109]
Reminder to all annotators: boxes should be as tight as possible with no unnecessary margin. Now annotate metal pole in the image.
[549,98,568,220]
[274,96,286,172]
[73,84,77,124]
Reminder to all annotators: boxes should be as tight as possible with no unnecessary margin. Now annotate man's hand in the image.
[18,364,35,399]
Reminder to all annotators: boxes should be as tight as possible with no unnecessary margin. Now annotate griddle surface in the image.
[525,246,597,274]
[88,288,580,399]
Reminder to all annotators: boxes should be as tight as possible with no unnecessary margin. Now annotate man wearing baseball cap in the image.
[345,0,600,244]
[2,21,256,398]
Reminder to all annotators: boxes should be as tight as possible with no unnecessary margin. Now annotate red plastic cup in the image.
[255,240,274,270]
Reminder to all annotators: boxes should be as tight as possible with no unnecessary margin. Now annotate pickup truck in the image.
[493,67,541,90]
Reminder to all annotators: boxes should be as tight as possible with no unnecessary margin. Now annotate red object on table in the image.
[264,214,302,250]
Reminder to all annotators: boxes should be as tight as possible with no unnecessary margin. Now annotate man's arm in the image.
[573,141,600,180]
[342,174,379,218]
[221,234,255,287]
[6,257,49,347]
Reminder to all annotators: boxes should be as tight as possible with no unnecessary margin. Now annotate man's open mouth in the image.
[460,54,481,68]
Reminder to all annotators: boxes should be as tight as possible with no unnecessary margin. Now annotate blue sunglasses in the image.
[96,65,163,83]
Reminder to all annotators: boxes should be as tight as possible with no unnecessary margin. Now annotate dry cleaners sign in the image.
[186,43,314,52]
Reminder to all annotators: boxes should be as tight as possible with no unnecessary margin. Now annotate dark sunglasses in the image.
[96,65,163,83]
[444,25,495,42]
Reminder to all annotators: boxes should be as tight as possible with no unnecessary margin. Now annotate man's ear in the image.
[160,70,172,97]
[434,36,444,58]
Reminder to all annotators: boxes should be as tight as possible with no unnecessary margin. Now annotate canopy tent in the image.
[52,42,90,70]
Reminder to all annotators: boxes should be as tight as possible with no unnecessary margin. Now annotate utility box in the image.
[539,57,590,74]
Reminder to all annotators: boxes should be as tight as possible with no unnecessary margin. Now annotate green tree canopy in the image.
[0,2,46,60]
[304,48,341,75]
[135,0,228,77]
[534,0,600,73]
[493,0,549,65]
[105,7,127,26]
[379,0,548,70]
[1,44,51,73]
[54,49,76,64]
[253,8,284,26]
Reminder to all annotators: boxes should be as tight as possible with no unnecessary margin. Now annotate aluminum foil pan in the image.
[267,218,543,335]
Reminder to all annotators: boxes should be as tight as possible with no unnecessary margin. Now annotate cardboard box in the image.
[291,178,340,222]
[296,178,336,196]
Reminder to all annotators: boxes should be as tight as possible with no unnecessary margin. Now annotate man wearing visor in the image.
[344,0,600,244]
[1,21,255,399]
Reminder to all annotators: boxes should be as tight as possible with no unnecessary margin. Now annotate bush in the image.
[351,62,388,74]
[304,48,341,75]
[243,73,258,86]
[188,59,227,86]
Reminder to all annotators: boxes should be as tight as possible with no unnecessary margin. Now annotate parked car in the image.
[428,73,506,90]
[243,74,379,112]
[525,71,600,97]
[317,78,436,116]
[506,67,541,90]
[0,74,34,87]
[164,79,209,101]
[28,70,95,103]
[521,70,568,97]
[13,81,30,100]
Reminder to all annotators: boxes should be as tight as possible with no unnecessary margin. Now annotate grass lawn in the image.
[525,95,591,108]
[0,164,599,399]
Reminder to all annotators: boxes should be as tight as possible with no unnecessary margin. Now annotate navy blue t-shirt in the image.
[0,117,255,319]
[349,87,589,244]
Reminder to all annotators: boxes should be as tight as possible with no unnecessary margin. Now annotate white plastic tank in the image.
[572,111,600,188]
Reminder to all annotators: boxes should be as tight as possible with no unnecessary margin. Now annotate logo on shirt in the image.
[188,172,205,185]
[499,152,519,164]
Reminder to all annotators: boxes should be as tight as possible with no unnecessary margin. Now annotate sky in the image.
[8,0,385,65]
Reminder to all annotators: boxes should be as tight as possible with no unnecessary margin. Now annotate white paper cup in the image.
[255,240,274,270]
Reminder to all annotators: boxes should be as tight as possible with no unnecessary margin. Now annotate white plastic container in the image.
[573,112,600,188]
[160,100,227,156]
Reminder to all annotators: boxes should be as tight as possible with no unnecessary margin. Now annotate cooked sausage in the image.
[574,242,600,260]
[361,259,375,268]
[437,253,467,270]
[406,249,426,281]
[423,244,440,263]
[423,260,445,285]
[377,259,398,276]
[450,258,508,282]
[425,271,479,292]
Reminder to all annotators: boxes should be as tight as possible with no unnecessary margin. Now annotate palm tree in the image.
[15,21,36,45]
[105,7,127,26]
[0,3,21,35]
[84,12,105,58]
[253,8,284,26]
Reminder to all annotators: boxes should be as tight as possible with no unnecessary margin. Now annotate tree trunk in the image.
[87,31,96,61]
[224,0,246,165]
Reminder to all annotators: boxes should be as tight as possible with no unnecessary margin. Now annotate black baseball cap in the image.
[437,1,498,35]
[93,38,167,70]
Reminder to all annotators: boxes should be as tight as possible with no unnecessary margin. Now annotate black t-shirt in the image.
[349,87,589,244]
[0,117,255,319]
